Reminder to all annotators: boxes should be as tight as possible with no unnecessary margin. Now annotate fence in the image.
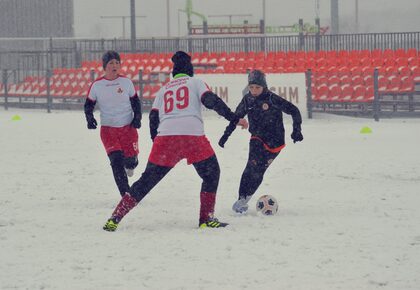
[0,68,167,112]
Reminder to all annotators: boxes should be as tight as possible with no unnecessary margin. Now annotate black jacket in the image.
[226,90,302,148]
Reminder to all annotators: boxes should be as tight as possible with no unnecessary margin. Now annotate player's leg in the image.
[104,135,179,231]
[108,150,130,196]
[103,161,172,231]
[101,126,128,196]
[233,139,279,213]
[124,156,138,177]
[121,125,139,177]
[189,136,228,228]
[193,154,219,223]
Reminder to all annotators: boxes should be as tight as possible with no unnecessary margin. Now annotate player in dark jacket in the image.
[219,69,303,213]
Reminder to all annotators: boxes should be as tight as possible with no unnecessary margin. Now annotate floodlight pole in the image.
[130,0,136,51]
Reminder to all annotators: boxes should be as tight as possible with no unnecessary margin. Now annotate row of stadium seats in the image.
[1,49,419,101]
[312,84,375,102]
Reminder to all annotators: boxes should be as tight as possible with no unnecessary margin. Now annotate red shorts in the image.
[148,135,215,167]
[100,125,139,157]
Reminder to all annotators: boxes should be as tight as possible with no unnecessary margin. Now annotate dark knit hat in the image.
[171,51,194,77]
[248,69,267,88]
[102,50,121,69]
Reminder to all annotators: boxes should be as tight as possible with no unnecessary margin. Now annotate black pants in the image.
[129,154,220,202]
[108,150,138,196]
[238,139,280,199]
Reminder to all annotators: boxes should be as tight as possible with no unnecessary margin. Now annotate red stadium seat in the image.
[412,66,420,82]
[399,77,414,92]
[327,75,340,86]
[386,76,401,92]
[352,85,366,102]
[377,76,388,92]
[341,84,353,101]
[328,84,342,101]
[351,75,364,86]
[365,86,375,101]
[398,66,412,78]
[313,85,328,101]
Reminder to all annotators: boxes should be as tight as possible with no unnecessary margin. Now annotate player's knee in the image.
[124,155,138,169]
[108,151,124,167]
[202,161,220,192]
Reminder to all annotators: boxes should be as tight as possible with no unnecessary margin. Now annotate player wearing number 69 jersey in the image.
[103,50,248,231]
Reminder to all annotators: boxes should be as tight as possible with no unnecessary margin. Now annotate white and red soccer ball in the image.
[256,195,278,215]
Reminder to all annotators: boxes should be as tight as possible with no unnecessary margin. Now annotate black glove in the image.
[218,134,229,148]
[150,128,158,142]
[291,129,303,143]
[131,116,141,129]
[86,116,97,129]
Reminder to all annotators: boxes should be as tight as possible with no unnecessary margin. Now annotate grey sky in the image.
[73,0,420,39]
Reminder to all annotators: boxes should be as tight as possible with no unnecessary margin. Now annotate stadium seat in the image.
[328,84,341,101]
[386,76,401,92]
[365,86,375,101]
[341,84,353,101]
[313,84,328,101]
[411,66,420,82]
[378,76,389,92]
[400,77,415,92]
[398,66,412,78]
[352,85,366,102]
[351,75,364,86]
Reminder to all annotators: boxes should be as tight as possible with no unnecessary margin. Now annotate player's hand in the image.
[218,134,229,148]
[87,117,97,129]
[291,130,303,143]
[237,118,248,129]
[131,117,141,129]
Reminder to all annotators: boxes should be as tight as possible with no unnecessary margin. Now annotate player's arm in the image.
[218,96,249,148]
[201,91,240,123]
[274,95,303,143]
[130,93,142,128]
[84,97,97,130]
[149,108,159,141]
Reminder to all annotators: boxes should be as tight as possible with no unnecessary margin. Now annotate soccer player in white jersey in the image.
[84,50,142,197]
[103,51,248,231]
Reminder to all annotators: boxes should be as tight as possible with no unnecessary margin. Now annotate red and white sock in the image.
[199,191,216,224]
[111,193,138,221]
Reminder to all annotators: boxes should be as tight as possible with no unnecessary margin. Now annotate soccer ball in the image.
[256,195,278,215]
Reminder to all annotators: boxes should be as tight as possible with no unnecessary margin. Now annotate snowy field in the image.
[1,109,420,290]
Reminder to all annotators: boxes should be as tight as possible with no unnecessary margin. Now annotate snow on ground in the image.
[1,109,419,290]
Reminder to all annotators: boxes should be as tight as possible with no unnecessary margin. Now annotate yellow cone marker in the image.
[11,115,22,121]
[360,126,372,134]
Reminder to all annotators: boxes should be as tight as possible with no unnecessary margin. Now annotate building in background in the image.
[0,0,74,38]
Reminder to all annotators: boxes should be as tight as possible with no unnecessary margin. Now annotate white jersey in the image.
[152,75,211,136]
[87,75,136,127]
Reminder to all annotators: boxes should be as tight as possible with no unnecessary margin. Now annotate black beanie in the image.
[102,50,121,69]
[171,51,194,77]
[248,69,267,88]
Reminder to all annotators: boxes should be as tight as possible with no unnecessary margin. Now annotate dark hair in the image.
[171,51,193,77]
[102,50,121,69]
[248,69,267,88]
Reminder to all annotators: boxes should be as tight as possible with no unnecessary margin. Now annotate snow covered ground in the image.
[1,109,419,290]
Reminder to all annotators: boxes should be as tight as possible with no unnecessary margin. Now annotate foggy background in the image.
[73,0,420,39]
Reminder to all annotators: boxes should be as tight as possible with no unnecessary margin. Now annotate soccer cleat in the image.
[199,218,229,228]
[232,196,251,214]
[125,168,134,177]
[103,217,120,232]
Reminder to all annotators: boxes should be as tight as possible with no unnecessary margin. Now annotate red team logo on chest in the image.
[117,87,123,94]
